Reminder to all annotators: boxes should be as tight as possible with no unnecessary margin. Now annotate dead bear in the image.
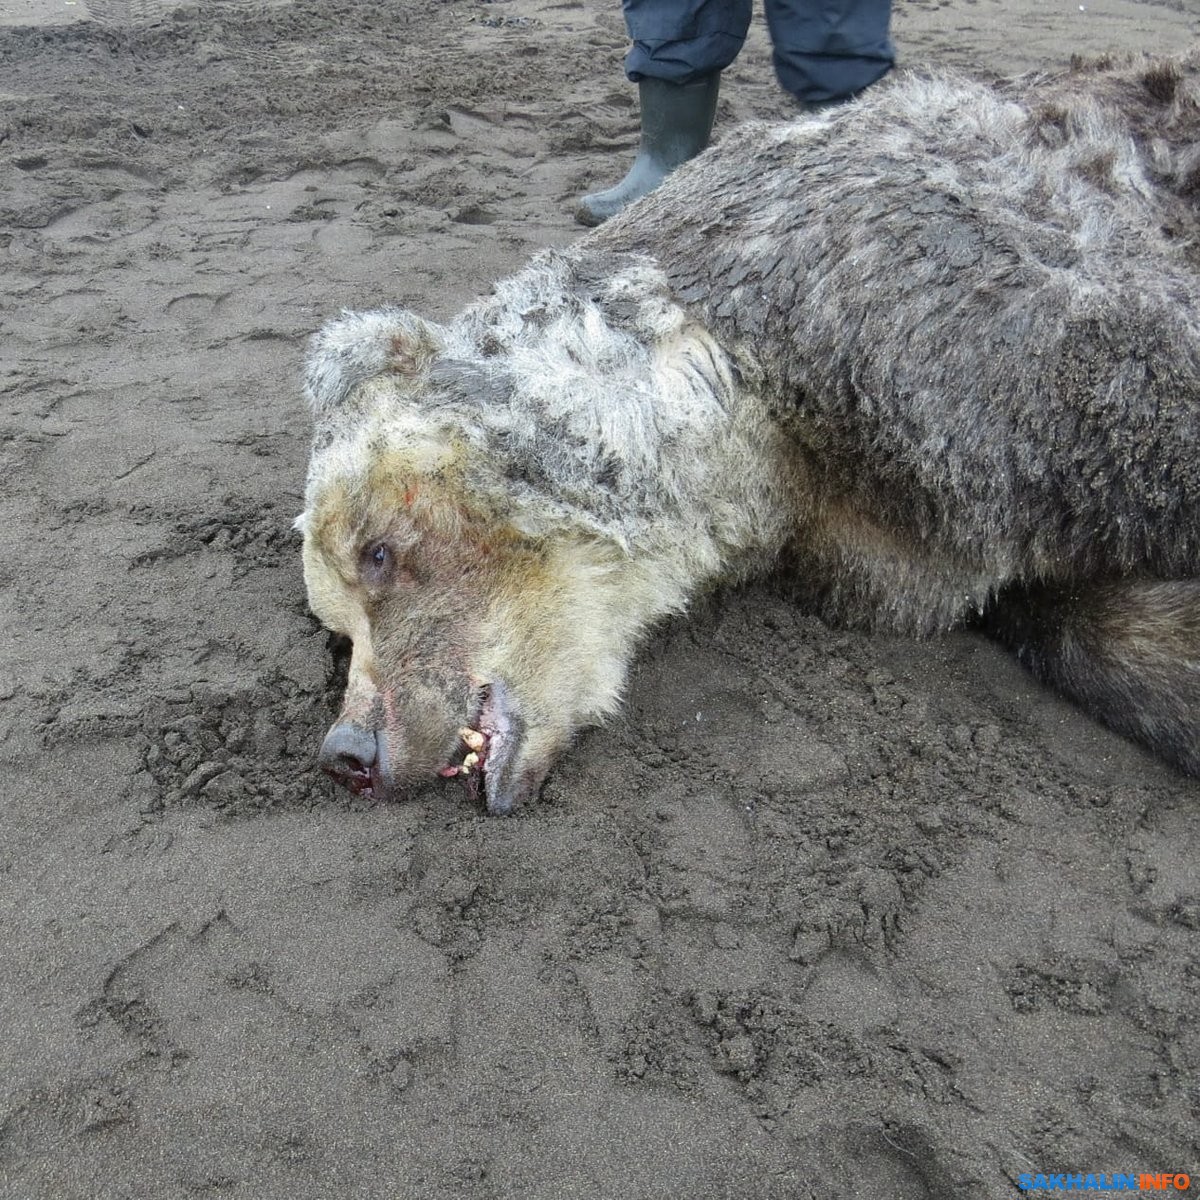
[298,53,1200,814]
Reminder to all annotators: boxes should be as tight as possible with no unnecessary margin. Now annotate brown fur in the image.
[300,54,1200,812]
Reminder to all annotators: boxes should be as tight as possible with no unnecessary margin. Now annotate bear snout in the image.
[318,719,382,797]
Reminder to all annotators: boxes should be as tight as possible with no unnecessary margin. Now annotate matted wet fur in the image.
[299,51,1200,814]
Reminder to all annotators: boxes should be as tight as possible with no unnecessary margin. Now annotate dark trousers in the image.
[623,0,894,104]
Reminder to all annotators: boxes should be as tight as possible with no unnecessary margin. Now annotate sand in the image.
[1,0,1198,1196]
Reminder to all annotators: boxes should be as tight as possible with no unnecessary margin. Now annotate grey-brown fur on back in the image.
[593,53,1200,631]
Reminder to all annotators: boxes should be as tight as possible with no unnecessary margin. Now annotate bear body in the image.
[300,55,1200,813]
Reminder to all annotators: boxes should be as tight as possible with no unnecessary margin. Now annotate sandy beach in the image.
[2,0,1198,1195]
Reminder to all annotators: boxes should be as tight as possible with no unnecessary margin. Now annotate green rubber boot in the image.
[575,73,720,227]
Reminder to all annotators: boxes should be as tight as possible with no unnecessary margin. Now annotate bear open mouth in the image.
[437,681,523,814]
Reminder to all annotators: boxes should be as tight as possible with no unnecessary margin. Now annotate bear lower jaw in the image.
[435,680,527,815]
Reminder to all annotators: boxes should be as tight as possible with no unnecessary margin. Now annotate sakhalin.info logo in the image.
[1017,1175,1191,1192]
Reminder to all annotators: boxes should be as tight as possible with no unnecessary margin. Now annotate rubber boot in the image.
[575,73,720,227]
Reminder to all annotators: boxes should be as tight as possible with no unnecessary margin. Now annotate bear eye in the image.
[360,541,392,583]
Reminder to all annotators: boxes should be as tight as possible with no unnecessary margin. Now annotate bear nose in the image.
[318,721,378,794]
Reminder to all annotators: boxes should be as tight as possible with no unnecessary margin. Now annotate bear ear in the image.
[303,307,447,425]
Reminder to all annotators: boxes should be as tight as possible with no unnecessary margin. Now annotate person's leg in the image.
[623,0,751,84]
[575,0,750,227]
[764,0,893,105]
